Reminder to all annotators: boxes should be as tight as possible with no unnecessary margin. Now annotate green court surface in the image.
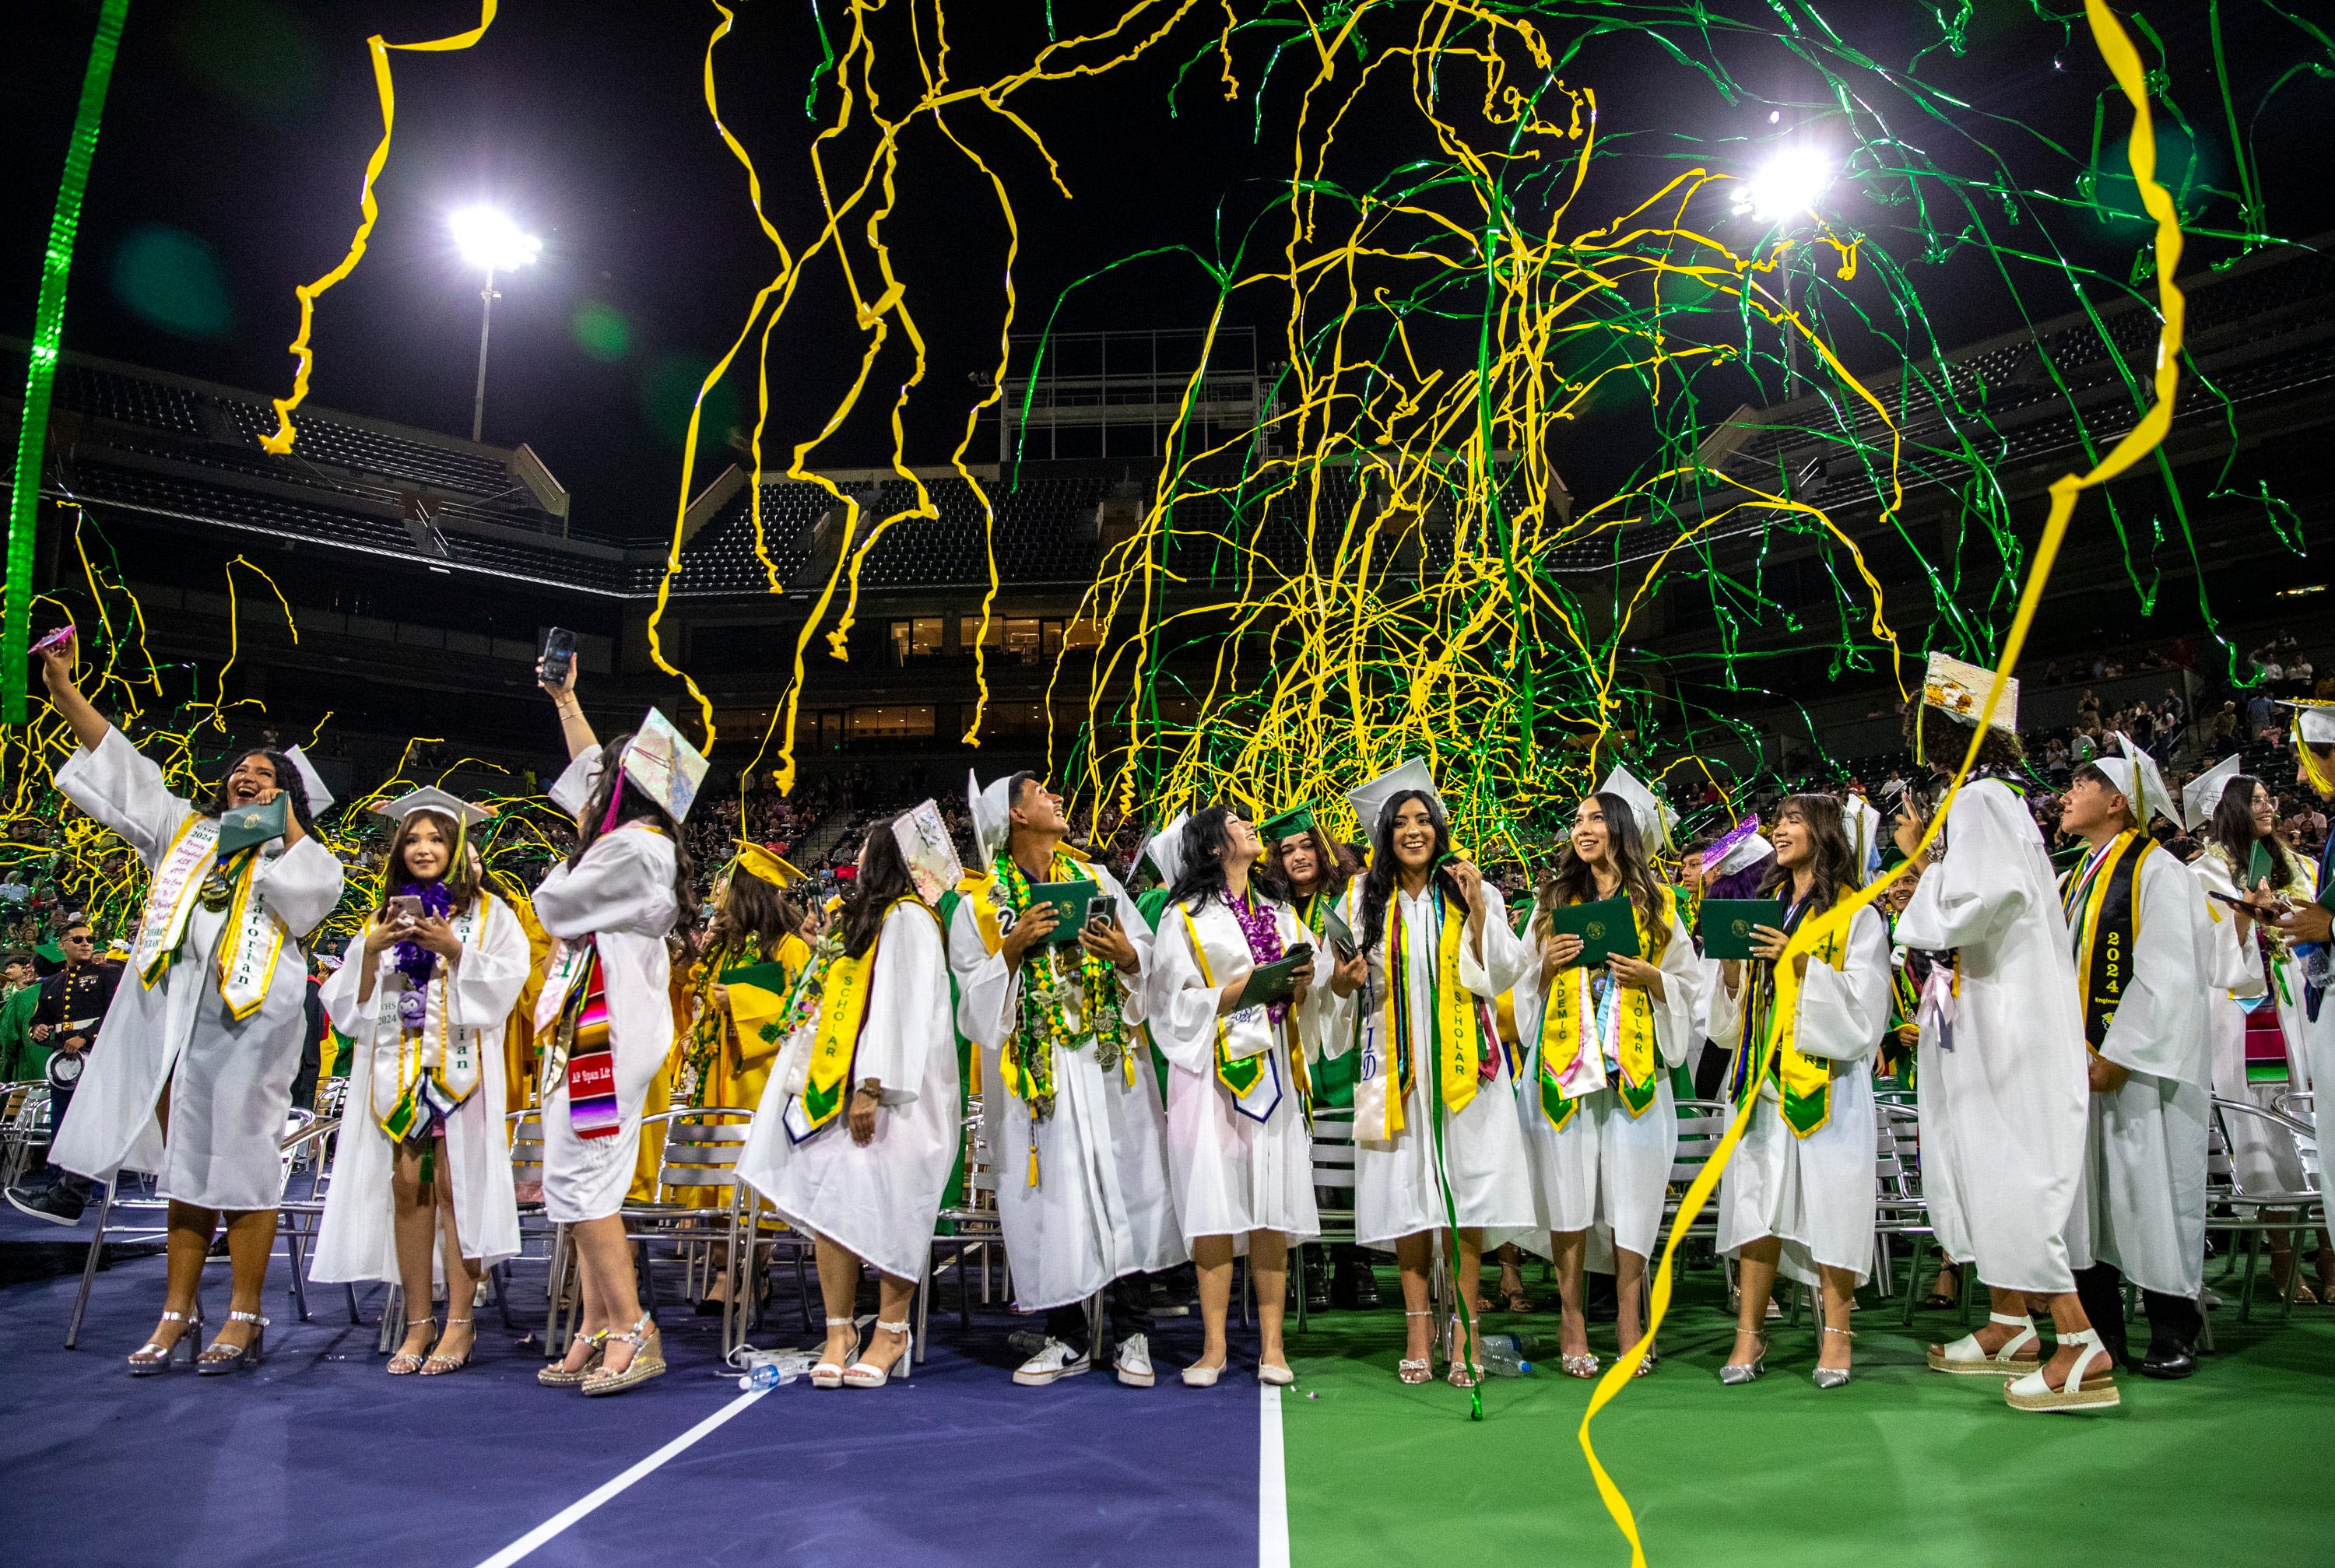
[1281,1262,2335,1567]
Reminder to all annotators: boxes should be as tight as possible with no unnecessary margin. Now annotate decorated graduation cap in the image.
[890,799,964,907]
[967,769,1017,870]
[1260,802,1316,842]
[1141,810,1193,887]
[283,745,334,816]
[1596,764,1676,854]
[2091,733,2179,830]
[372,785,493,830]
[2180,750,2243,834]
[1702,815,1772,879]
[617,708,709,824]
[1917,651,2018,765]
[731,840,807,889]
[1345,759,1444,841]
[2285,699,2335,797]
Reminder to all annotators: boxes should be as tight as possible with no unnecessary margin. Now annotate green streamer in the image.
[5,0,129,726]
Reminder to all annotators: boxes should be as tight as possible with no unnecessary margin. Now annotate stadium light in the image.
[1734,146,1835,225]
[449,206,541,443]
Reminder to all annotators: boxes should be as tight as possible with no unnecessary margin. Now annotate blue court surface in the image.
[0,1205,1273,1568]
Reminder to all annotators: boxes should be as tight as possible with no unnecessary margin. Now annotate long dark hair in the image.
[708,864,801,958]
[571,731,700,938]
[1358,789,1463,953]
[1168,805,1238,911]
[1758,794,1856,922]
[1536,790,1671,963]
[1902,706,2026,773]
[2207,773,2295,892]
[204,748,318,835]
[377,808,480,918]
[1257,824,1357,905]
[839,823,912,959]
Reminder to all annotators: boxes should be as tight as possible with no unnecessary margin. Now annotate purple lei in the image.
[392,881,453,1026]
[1224,884,1289,1024]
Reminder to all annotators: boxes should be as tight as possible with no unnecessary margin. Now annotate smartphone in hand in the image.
[387,894,425,923]
[539,626,578,686]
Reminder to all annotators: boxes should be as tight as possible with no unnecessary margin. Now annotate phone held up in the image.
[539,626,578,686]
[386,894,425,924]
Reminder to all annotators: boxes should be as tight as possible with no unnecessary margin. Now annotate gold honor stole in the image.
[1354,891,1484,1144]
[788,899,925,1142]
[2062,831,2154,1054]
[1175,906,1301,1122]
[135,814,285,1021]
[1538,901,1660,1129]
[373,896,491,1140]
[1724,891,1851,1138]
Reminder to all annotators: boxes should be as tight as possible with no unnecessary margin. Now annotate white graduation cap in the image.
[621,709,709,823]
[2180,750,2243,833]
[1345,759,1444,842]
[890,799,964,907]
[1140,811,1193,887]
[1596,764,1676,854]
[2093,733,2179,830]
[2284,699,2335,748]
[1922,651,2019,735]
[1703,816,1774,879]
[370,785,494,829]
[967,769,1016,869]
[283,744,333,816]
[1842,793,1885,876]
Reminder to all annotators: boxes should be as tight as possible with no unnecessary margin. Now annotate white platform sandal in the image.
[1927,1311,2042,1375]
[2004,1328,2122,1412]
[842,1321,914,1388]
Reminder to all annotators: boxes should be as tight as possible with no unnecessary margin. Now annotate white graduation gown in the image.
[311,892,530,1284]
[1894,777,2088,1296]
[1147,895,1322,1246]
[51,730,344,1211]
[2065,847,2218,1298]
[949,861,1185,1312]
[2192,851,2302,1194]
[1507,903,1702,1265]
[531,746,679,1225]
[1318,881,1536,1250]
[1708,903,1889,1287]
[736,900,959,1283]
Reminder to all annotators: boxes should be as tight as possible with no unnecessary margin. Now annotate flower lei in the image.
[994,851,1129,1121]
[1224,883,1289,1024]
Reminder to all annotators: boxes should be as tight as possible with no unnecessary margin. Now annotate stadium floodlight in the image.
[449,206,541,443]
[1733,146,1834,226]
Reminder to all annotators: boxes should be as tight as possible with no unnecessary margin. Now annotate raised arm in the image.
[539,653,597,763]
[38,637,111,753]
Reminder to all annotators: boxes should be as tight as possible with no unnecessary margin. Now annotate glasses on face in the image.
[64,935,93,945]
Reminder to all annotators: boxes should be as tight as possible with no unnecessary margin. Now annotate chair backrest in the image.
[1670,1098,1733,1184]
[1310,1108,1357,1193]
[508,1109,546,1190]
[654,1108,754,1199]
[2210,1096,2323,1205]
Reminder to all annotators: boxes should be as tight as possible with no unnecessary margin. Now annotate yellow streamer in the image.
[1575,4,2186,1561]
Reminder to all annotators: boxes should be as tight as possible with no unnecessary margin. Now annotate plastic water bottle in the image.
[1480,1333,1533,1377]
[736,1347,809,1390]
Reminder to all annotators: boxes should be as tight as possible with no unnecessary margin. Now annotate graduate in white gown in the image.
[2259,703,2335,1272]
[1891,653,2116,1412]
[736,813,957,1389]
[949,770,1182,1389]
[528,662,698,1398]
[1708,795,1890,1389]
[1318,760,1533,1387]
[1506,777,1699,1380]
[1146,805,1323,1387]
[35,636,344,1375]
[2057,741,2227,1380]
[313,788,529,1377]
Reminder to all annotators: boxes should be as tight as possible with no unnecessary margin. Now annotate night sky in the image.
[6,2,2327,537]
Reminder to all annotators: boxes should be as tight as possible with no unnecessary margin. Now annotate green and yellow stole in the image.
[1723,889,1851,1138]
[792,897,925,1138]
[986,851,1132,1120]
[1355,889,1490,1143]
[2061,830,2154,1054]
[1537,898,1661,1129]
[1175,903,1309,1118]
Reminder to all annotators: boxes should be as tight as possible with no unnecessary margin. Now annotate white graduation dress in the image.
[2064,846,2220,1299]
[311,890,530,1284]
[2191,850,2302,1194]
[1894,777,2088,1296]
[530,745,679,1226]
[51,730,344,1210]
[1708,902,1889,1287]
[1507,903,1702,1266]
[1317,880,1536,1250]
[949,861,1186,1312]
[736,900,960,1283]
[1147,893,1322,1247]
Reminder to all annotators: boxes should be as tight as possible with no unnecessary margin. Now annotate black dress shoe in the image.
[6,1182,86,1226]
[2140,1344,2198,1380]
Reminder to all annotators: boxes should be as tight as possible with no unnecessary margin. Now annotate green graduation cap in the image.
[1261,803,1316,842]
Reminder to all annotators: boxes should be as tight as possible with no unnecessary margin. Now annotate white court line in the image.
[476,1386,771,1568]
[1259,1384,1290,1568]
